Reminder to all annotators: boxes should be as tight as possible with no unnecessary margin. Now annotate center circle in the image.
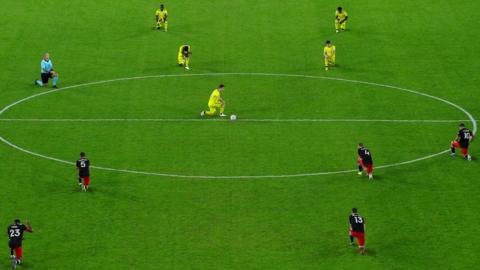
[0,73,476,179]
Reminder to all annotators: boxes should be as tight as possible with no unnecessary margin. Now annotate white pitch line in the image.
[0,118,475,123]
[0,72,476,179]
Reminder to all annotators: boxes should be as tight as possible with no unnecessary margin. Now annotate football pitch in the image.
[1,0,479,269]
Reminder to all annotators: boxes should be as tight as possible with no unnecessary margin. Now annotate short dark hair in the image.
[219,84,225,88]
[80,152,86,157]
[326,40,331,44]
[358,143,363,147]
[337,7,343,11]
[352,208,358,213]
[14,219,20,224]
[459,123,465,127]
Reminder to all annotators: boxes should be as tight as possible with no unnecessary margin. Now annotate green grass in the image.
[1,0,479,269]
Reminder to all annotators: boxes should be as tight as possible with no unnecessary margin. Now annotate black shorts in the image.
[8,239,21,249]
[460,142,470,149]
[41,72,53,84]
[361,159,373,166]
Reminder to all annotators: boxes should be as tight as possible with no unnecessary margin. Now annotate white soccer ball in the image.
[230,114,237,121]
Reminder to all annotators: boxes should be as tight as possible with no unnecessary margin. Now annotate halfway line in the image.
[0,118,474,123]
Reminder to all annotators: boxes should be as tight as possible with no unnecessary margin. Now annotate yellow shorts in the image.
[335,20,347,30]
[178,54,190,65]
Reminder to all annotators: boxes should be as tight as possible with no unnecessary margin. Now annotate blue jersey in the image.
[41,59,53,73]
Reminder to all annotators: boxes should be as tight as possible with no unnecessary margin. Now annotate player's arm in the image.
[41,61,47,73]
[164,13,168,21]
[340,15,348,24]
[215,95,225,105]
[323,49,328,58]
[25,220,33,233]
[455,133,461,142]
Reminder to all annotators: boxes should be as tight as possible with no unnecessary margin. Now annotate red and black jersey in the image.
[76,158,90,177]
[349,214,365,233]
[7,223,27,247]
[358,147,373,165]
[457,128,474,148]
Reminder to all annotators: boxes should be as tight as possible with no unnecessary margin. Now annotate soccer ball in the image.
[230,114,237,121]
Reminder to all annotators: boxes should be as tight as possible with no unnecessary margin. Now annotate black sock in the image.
[78,177,82,183]
[358,165,363,172]
[350,236,354,243]
[451,147,455,154]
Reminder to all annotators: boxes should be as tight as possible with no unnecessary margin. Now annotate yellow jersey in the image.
[155,9,168,21]
[324,45,336,57]
[208,89,221,106]
[335,10,348,21]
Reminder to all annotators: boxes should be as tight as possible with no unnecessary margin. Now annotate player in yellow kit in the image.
[323,40,336,71]
[178,45,191,69]
[200,84,227,117]
[335,7,348,33]
[155,4,168,32]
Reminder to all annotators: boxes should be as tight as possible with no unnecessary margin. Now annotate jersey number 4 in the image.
[9,229,20,238]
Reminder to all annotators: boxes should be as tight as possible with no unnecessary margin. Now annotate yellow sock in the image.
[164,21,168,31]
[185,57,190,67]
[220,106,225,114]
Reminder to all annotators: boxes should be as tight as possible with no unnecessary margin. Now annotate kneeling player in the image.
[357,143,373,179]
[8,219,33,268]
[451,123,474,160]
[200,84,227,117]
[76,152,91,192]
[35,53,59,88]
[155,4,168,31]
[323,40,336,70]
[335,7,348,33]
[349,208,366,255]
[178,45,191,69]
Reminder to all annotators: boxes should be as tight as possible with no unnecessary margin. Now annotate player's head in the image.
[326,40,331,46]
[14,218,20,224]
[459,123,465,129]
[80,152,86,158]
[218,84,225,91]
[160,4,164,10]
[44,52,50,61]
[351,208,358,214]
[337,7,343,12]
[358,143,364,149]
